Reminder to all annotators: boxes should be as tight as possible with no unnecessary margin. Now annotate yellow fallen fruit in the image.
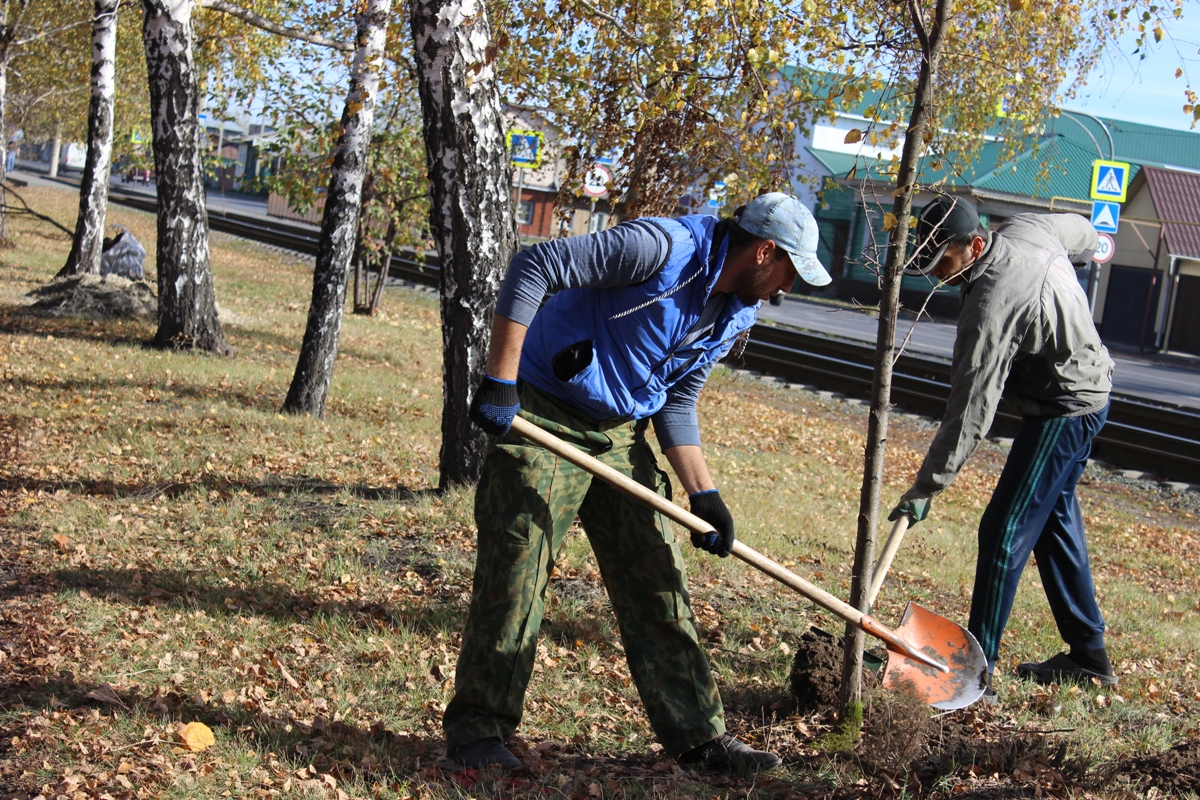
[178,721,216,752]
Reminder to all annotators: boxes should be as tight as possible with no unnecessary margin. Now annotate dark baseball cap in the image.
[906,196,982,276]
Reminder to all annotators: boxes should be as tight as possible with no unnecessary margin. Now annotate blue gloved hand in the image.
[888,495,932,527]
[689,490,735,558]
[468,375,520,435]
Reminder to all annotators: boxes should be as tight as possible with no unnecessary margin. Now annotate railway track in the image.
[108,190,1200,484]
[740,326,1200,483]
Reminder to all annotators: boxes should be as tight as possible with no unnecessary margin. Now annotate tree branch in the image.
[570,0,653,53]
[198,0,353,52]
[13,16,93,47]
[906,0,929,52]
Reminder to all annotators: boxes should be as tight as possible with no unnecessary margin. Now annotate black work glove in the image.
[468,375,520,435]
[689,490,734,558]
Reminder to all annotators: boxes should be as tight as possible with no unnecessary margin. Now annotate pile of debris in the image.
[26,229,157,319]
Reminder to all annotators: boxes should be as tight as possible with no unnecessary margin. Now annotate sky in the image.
[1062,11,1200,132]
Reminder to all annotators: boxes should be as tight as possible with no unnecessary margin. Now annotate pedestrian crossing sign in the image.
[1090,159,1130,203]
[507,130,544,169]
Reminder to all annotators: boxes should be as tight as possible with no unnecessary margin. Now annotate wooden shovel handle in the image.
[507,416,946,671]
[868,515,911,607]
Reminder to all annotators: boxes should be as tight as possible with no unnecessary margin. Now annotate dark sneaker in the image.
[447,737,523,771]
[1016,652,1118,687]
[678,733,781,773]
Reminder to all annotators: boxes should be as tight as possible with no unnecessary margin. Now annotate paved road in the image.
[18,162,1199,411]
[760,296,1200,410]
[109,174,278,221]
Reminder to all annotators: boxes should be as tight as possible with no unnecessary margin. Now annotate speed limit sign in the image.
[583,164,611,198]
[1094,232,1115,263]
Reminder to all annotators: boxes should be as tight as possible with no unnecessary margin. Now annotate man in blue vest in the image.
[444,193,829,773]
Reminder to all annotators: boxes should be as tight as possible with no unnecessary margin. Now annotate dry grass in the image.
[0,185,1197,799]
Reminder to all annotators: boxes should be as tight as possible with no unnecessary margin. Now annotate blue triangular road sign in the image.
[1091,201,1119,233]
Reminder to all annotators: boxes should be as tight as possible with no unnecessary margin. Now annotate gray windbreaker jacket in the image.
[910,213,1114,497]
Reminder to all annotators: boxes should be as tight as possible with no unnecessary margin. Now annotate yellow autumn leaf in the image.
[883,212,899,231]
[178,721,216,752]
[843,128,863,144]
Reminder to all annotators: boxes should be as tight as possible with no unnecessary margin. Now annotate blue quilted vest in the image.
[519,215,759,421]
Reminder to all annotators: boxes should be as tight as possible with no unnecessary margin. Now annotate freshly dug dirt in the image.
[789,628,878,713]
[25,275,157,319]
[1119,739,1200,793]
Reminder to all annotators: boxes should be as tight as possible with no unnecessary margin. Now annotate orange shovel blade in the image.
[882,602,988,710]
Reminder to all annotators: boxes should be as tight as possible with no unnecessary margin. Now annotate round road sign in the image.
[1094,232,1115,264]
[583,164,611,198]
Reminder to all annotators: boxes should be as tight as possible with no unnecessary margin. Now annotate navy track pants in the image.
[967,402,1110,668]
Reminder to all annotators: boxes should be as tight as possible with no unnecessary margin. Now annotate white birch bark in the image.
[0,0,30,240]
[142,0,229,353]
[410,0,517,488]
[283,0,391,416]
[48,134,60,177]
[59,0,119,277]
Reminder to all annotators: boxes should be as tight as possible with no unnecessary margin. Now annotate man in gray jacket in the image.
[889,196,1116,694]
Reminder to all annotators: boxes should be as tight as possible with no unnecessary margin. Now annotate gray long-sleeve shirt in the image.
[495,220,724,449]
[912,213,1114,497]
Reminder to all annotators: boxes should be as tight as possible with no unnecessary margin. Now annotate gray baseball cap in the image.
[737,192,831,287]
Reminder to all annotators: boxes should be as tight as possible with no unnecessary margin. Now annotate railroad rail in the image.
[107,190,1200,484]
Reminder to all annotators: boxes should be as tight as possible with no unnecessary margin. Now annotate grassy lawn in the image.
[0,185,1197,798]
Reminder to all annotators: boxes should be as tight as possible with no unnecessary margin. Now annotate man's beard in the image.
[733,262,779,305]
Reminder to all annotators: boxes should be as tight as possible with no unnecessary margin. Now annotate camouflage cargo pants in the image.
[443,384,725,756]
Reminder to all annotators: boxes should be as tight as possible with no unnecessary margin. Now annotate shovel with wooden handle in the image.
[508,416,988,710]
[868,514,910,608]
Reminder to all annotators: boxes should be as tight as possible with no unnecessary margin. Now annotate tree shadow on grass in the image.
[0,472,437,503]
[7,369,288,415]
[37,565,464,639]
[0,670,732,797]
[0,304,429,378]
[0,304,156,346]
[0,670,442,794]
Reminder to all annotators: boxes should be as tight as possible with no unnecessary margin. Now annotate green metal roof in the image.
[1048,113,1200,170]
[971,135,1112,202]
[805,142,1008,187]
[790,69,1200,204]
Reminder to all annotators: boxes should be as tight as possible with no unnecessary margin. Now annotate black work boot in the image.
[678,733,781,773]
[447,737,523,771]
[1016,652,1118,687]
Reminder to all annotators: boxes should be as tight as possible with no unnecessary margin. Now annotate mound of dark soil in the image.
[789,628,879,713]
[26,275,157,319]
[1120,739,1200,793]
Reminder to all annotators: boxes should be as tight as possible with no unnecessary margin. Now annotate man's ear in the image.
[757,239,777,265]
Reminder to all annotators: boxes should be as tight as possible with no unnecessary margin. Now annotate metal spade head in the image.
[881,602,988,710]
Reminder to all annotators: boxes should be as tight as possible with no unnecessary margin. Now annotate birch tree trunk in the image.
[837,0,953,718]
[58,0,119,278]
[48,134,60,177]
[142,0,229,353]
[0,47,10,241]
[411,0,517,489]
[283,0,390,416]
